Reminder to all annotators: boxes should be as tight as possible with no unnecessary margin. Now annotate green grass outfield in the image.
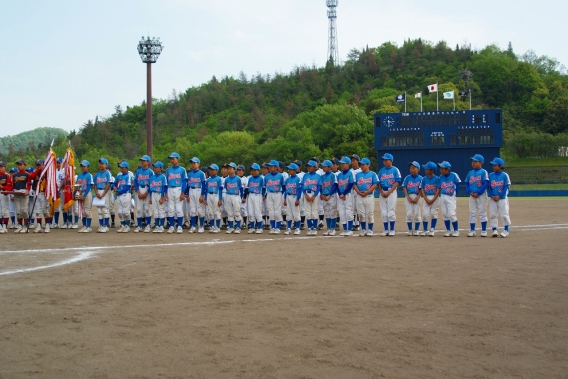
[506,157,568,167]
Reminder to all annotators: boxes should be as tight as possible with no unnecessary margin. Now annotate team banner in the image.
[395,94,406,103]
[34,149,58,216]
[443,91,454,99]
[60,147,77,212]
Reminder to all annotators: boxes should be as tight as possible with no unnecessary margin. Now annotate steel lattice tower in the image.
[326,0,339,65]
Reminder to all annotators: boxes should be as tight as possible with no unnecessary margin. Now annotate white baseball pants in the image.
[422,195,439,221]
[338,192,354,224]
[0,194,10,219]
[440,194,457,222]
[151,192,165,219]
[116,193,132,222]
[469,193,488,224]
[304,194,319,220]
[95,189,111,219]
[14,195,29,220]
[33,192,51,219]
[489,198,510,229]
[322,194,338,219]
[136,187,151,218]
[80,195,92,219]
[187,187,205,218]
[404,194,422,223]
[206,193,221,221]
[224,194,242,222]
[285,194,301,222]
[266,192,283,222]
[247,193,263,222]
[167,187,184,218]
[355,194,375,224]
[379,191,397,222]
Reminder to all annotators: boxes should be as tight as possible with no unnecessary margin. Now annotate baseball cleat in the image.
[359,230,366,237]
[444,230,451,237]
[176,226,183,234]
[329,229,336,236]
[480,230,487,237]
[71,224,79,229]
[255,228,263,234]
[226,228,234,234]
[284,228,291,235]
[123,226,130,233]
[420,231,427,236]
[294,228,301,235]
[492,230,499,237]
[407,231,413,236]
[144,225,151,233]
[60,224,68,229]
[247,228,255,234]
[134,226,142,233]
[500,230,509,238]
[188,226,196,234]
[388,230,396,236]
[345,230,353,236]
[323,229,330,236]
[167,227,175,234]
[467,231,476,237]
[366,230,374,237]
[85,227,92,233]
[451,231,460,237]
[380,230,389,237]
[117,225,124,233]
[34,225,42,233]
[234,228,241,234]
[197,226,204,233]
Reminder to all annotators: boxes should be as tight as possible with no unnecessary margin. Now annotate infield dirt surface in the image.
[1,197,567,378]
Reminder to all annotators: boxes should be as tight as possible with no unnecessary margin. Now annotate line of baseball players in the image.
[0,152,511,237]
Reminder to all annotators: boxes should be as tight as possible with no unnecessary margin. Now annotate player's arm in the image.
[478,178,489,195]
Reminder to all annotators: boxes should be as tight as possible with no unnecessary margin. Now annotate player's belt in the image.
[139,185,148,188]
[381,187,391,191]
[189,186,200,189]
[305,190,314,194]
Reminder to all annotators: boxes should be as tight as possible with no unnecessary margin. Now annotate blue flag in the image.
[395,94,406,103]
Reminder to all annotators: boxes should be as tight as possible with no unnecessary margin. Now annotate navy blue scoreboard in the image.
[373,109,503,180]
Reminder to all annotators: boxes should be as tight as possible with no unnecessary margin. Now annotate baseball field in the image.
[1,197,567,378]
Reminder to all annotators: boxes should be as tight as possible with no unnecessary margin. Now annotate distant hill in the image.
[0,127,69,155]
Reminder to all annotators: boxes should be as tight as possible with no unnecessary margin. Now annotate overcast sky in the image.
[1,0,566,138]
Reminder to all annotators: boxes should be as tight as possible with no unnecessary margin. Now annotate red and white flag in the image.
[428,83,438,93]
[415,92,422,98]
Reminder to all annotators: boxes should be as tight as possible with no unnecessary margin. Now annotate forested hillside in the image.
[2,39,567,167]
[0,127,68,156]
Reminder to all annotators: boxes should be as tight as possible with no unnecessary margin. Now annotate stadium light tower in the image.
[137,36,163,158]
[326,0,339,65]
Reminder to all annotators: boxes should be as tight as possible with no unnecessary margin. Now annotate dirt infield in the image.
[1,198,567,378]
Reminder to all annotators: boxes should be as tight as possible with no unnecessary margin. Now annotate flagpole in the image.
[420,95,423,112]
[453,94,455,111]
[436,83,439,111]
[469,88,472,110]
[404,92,406,113]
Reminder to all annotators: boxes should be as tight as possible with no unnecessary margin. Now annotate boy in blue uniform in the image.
[246,163,265,234]
[224,162,244,234]
[419,162,441,236]
[186,157,207,234]
[488,158,511,238]
[283,163,302,235]
[320,160,338,236]
[354,158,378,237]
[378,153,401,236]
[302,160,322,236]
[264,160,285,234]
[438,161,461,237]
[115,161,133,232]
[165,152,187,234]
[149,161,167,233]
[204,164,223,234]
[402,161,423,236]
[133,155,153,233]
[465,154,490,237]
[76,160,94,233]
[93,158,112,233]
[336,157,355,236]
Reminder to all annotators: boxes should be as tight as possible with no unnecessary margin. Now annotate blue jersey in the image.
[336,170,355,195]
[355,171,379,192]
[378,166,402,190]
[465,168,489,195]
[264,172,285,193]
[114,172,132,195]
[420,175,441,196]
[186,169,206,189]
[247,175,264,195]
[149,173,167,196]
[302,172,322,195]
[285,175,302,199]
[204,175,223,200]
[76,172,93,194]
[93,170,112,190]
[439,172,461,196]
[403,174,423,195]
[133,167,153,190]
[165,165,187,190]
[224,175,243,197]
[320,172,337,195]
[488,171,511,199]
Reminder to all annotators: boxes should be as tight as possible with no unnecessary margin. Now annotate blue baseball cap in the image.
[470,154,484,163]
[438,161,452,169]
[360,158,371,165]
[27,167,34,173]
[209,163,219,170]
[80,160,90,167]
[321,160,333,167]
[287,163,299,171]
[10,167,17,173]
[56,157,63,163]
[250,163,260,170]
[339,156,351,164]
[381,153,394,161]
[139,155,151,162]
[118,161,130,168]
[190,157,200,163]
[98,158,109,165]
[307,160,317,167]
[268,160,279,167]
[228,162,237,169]
[422,161,437,170]
[168,152,180,159]
[489,157,505,167]
[408,161,420,169]
[152,161,164,168]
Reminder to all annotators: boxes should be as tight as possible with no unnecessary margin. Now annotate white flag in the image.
[428,83,438,93]
[415,92,422,98]
[443,91,454,99]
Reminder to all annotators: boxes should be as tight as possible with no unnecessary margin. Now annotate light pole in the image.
[137,36,163,158]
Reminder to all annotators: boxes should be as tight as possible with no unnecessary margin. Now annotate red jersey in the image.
[0,172,14,192]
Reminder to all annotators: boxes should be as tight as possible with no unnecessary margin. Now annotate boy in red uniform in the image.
[12,159,39,233]
[0,161,14,233]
